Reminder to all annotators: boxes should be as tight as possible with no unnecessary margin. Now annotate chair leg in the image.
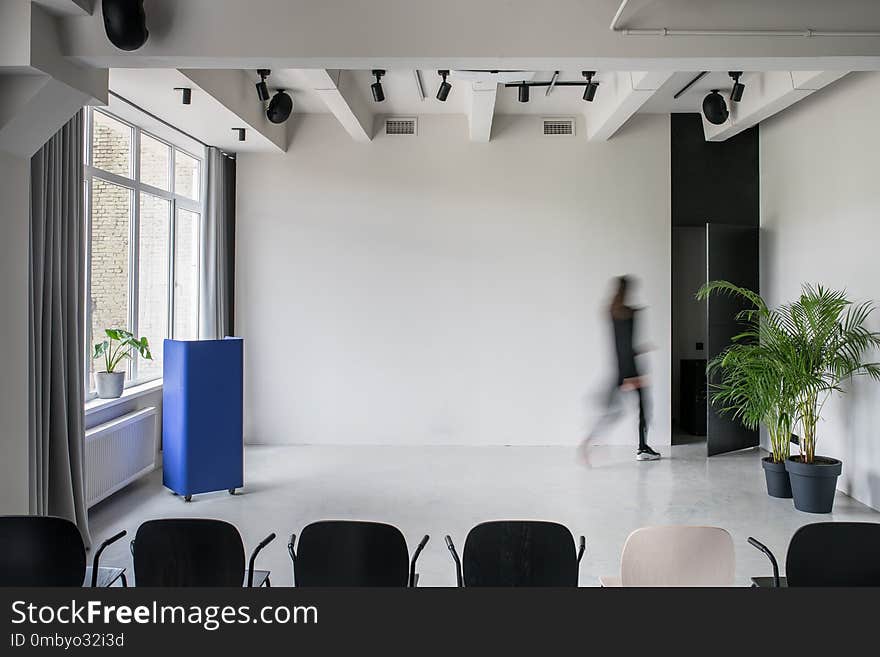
[263,576,271,588]
[120,573,128,587]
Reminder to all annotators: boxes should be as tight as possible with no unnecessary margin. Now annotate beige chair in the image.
[600,526,735,587]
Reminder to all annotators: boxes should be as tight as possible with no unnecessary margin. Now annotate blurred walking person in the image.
[581,276,660,462]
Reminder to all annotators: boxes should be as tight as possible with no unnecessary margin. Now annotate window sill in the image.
[85,379,163,417]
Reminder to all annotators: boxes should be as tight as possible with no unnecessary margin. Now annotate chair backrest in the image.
[294,521,409,587]
[786,522,880,586]
[620,526,735,587]
[133,519,245,586]
[0,516,86,587]
[462,521,578,587]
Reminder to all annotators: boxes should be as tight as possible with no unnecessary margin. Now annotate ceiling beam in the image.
[702,70,849,141]
[32,1,93,17]
[467,81,498,142]
[0,73,94,157]
[178,69,288,151]
[1,1,106,156]
[585,71,674,141]
[56,0,880,70]
[303,69,373,142]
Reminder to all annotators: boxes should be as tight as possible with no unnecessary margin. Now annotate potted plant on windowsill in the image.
[698,281,798,498]
[92,328,153,399]
[780,285,880,513]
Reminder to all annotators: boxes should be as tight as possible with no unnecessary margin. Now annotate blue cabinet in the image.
[162,339,243,500]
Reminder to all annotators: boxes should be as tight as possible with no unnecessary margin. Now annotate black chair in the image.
[288,521,429,587]
[749,522,880,587]
[0,516,127,587]
[445,520,586,587]
[132,519,275,587]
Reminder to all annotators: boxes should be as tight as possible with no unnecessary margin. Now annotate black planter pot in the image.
[761,457,792,498]
[785,456,842,513]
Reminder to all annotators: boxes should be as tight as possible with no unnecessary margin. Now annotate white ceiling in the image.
[268,69,622,117]
[349,69,470,116]
[105,66,824,150]
[619,0,880,32]
[261,70,330,114]
[640,71,739,114]
[109,69,279,153]
[32,0,92,16]
[494,70,604,115]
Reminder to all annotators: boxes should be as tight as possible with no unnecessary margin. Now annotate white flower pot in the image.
[95,371,125,399]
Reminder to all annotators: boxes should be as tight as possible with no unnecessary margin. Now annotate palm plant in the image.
[92,328,152,374]
[698,282,880,464]
[697,281,797,463]
[777,285,880,463]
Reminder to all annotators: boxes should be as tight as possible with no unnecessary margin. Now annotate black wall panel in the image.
[671,113,759,227]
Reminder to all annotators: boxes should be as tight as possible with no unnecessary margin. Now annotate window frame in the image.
[84,107,205,399]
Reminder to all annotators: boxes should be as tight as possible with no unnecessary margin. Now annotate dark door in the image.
[706,224,759,456]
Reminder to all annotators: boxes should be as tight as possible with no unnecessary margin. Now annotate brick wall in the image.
[89,112,199,382]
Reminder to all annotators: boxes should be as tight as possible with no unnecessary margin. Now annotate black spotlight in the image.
[371,70,386,103]
[582,71,599,102]
[702,90,729,125]
[729,71,745,102]
[256,70,271,102]
[102,0,149,51]
[233,128,247,142]
[436,70,452,102]
[518,83,530,103]
[266,90,293,124]
[173,87,192,105]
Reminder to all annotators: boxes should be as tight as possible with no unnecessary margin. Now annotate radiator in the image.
[85,407,158,507]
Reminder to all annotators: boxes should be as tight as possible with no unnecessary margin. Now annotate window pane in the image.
[173,209,200,339]
[92,111,132,177]
[137,193,170,381]
[140,133,170,191]
[174,150,200,201]
[89,179,132,387]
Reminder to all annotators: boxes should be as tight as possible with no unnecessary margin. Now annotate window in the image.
[84,109,204,395]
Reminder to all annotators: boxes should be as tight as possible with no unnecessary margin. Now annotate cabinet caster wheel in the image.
[228,488,237,495]
[184,494,192,503]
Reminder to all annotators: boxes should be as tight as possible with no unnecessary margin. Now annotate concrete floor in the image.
[89,443,880,587]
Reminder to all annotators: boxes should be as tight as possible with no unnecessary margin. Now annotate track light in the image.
[256,69,271,102]
[702,90,729,125]
[582,71,598,102]
[436,70,451,102]
[507,73,601,103]
[266,90,293,124]
[173,87,192,105]
[233,128,247,142]
[729,71,745,102]
[371,70,386,103]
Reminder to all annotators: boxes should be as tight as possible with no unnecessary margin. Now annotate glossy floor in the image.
[89,443,880,586]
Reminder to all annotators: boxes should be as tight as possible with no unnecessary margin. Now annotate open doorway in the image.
[669,114,760,453]
[671,227,707,445]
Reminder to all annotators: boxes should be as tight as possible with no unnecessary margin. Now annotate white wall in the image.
[0,150,30,513]
[237,113,671,446]
[0,1,30,68]
[762,71,880,510]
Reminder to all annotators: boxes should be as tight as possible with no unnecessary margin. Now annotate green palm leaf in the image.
[697,281,880,464]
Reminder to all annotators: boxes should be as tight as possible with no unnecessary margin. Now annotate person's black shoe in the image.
[636,446,661,461]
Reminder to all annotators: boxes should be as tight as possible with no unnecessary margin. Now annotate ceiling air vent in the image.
[542,117,575,136]
[385,117,418,136]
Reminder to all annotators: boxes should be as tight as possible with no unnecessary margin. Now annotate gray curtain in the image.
[29,111,91,547]
[200,147,236,339]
